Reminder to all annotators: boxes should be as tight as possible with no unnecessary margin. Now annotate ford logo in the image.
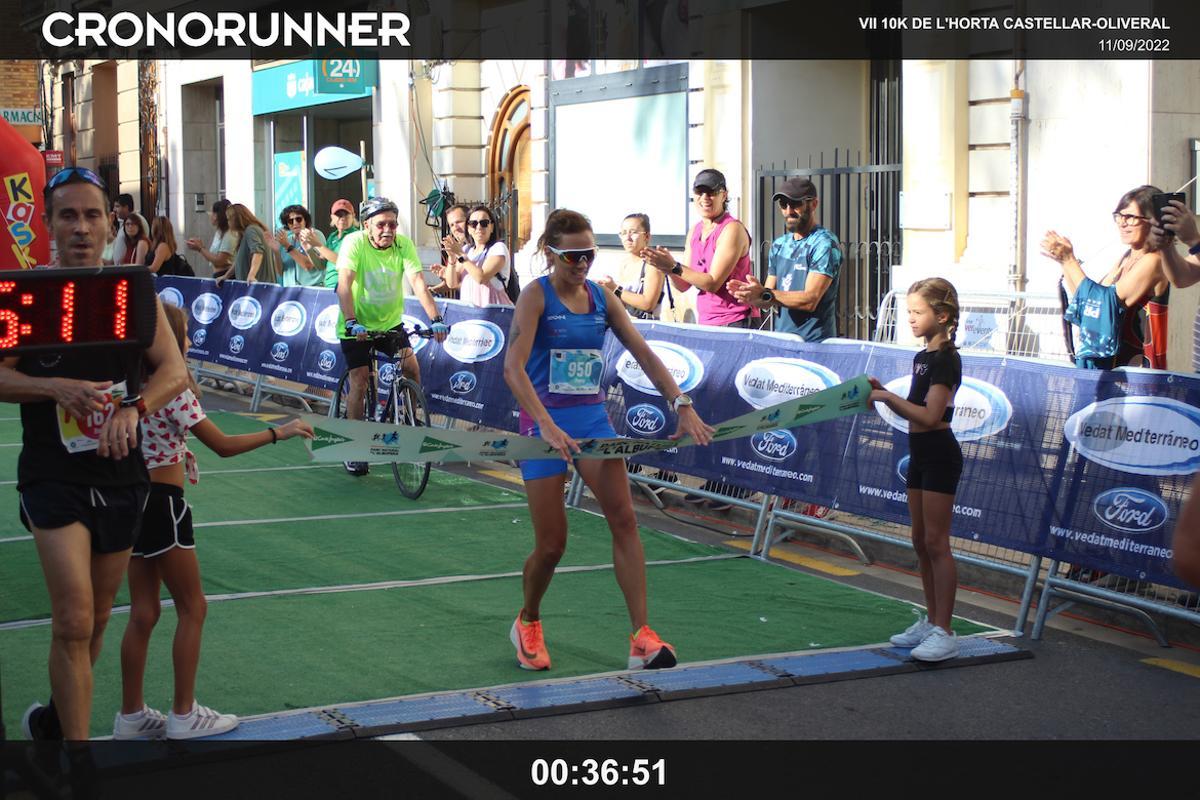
[450,371,477,394]
[897,455,910,483]
[443,319,505,363]
[314,304,341,345]
[1065,396,1200,476]
[271,342,289,362]
[317,350,337,372]
[270,301,308,337]
[1092,487,1169,533]
[227,296,263,331]
[626,403,666,436]
[751,429,798,462]
[877,374,1012,442]
[157,288,184,308]
[191,293,222,325]
[378,363,396,388]
[192,329,207,348]
[735,357,839,410]
[228,335,244,354]
[616,341,704,396]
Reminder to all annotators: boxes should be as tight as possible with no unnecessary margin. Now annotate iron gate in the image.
[754,152,901,342]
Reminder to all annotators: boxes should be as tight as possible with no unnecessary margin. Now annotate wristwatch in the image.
[457,255,466,263]
[670,261,684,276]
[119,394,147,418]
[1189,240,1200,256]
[671,393,693,413]
[614,286,624,298]
[286,244,295,253]
[759,289,775,305]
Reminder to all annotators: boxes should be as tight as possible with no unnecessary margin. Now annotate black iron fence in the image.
[754,151,901,341]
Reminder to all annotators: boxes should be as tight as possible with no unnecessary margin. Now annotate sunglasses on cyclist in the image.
[372,220,399,230]
[546,246,596,266]
[467,219,492,229]
[44,166,108,198]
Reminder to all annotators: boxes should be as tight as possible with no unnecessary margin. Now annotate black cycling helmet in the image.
[359,196,399,222]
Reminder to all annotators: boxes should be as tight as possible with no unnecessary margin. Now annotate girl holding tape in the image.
[502,208,714,672]
[868,278,964,662]
[114,304,313,740]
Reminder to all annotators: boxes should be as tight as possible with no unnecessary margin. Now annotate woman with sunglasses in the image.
[503,208,714,673]
[440,205,514,306]
[275,204,327,288]
[120,213,152,267]
[227,204,281,284]
[1042,185,1170,369]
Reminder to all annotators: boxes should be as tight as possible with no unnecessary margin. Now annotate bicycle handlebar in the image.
[364,324,445,342]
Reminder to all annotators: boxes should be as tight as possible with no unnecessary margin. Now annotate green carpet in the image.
[0,557,992,738]
[0,508,721,623]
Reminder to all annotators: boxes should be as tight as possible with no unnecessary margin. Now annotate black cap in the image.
[693,168,727,193]
[772,177,817,203]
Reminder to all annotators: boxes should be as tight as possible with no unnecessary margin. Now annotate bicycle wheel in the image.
[388,376,432,499]
[333,370,376,421]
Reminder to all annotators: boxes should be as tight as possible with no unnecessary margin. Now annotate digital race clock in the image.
[0,266,158,355]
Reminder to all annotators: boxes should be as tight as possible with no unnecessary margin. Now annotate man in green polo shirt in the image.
[337,196,448,476]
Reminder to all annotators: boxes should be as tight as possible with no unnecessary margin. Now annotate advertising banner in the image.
[155,276,1199,587]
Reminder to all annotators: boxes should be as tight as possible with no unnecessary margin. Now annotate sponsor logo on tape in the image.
[419,436,459,454]
[310,428,353,450]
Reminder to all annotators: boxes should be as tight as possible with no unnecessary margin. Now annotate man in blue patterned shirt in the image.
[729,177,842,341]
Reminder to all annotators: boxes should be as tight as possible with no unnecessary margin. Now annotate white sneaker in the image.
[889,615,935,648]
[910,627,959,662]
[166,702,239,740]
[112,706,167,740]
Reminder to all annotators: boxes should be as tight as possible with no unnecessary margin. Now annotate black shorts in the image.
[19,481,150,554]
[906,429,962,495]
[339,326,412,371]
[132,483,194,558]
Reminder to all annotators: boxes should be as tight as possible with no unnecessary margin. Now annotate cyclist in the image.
[336,197,448,476]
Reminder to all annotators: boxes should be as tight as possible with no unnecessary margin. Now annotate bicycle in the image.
[332,324,438,499]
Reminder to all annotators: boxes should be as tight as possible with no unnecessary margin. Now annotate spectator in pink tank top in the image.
[643,168,758,510]
[643,168,757,328]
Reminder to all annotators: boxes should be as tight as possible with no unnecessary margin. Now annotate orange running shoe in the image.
[628,625,677,670]
[510,613,551,670]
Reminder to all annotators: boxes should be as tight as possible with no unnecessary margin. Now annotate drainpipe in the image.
[1009,60,1028,295]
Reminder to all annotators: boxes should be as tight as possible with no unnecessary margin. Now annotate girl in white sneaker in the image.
[114,304,313,740]
[868,278,964,662]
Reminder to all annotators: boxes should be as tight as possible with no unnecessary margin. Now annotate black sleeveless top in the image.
[16,348,148,490]
[906,347,961,424]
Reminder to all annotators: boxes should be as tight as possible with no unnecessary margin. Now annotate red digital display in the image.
[0,266,158,355]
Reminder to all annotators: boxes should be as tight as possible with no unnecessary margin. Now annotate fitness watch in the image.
[671,393,694,413]
[759,289,775,305]
[671,261,684,276]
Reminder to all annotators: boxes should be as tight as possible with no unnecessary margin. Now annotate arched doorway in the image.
[488,86,532,250]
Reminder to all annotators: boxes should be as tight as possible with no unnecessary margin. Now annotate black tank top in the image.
[16,348,148,490]
[906,347,961,424]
